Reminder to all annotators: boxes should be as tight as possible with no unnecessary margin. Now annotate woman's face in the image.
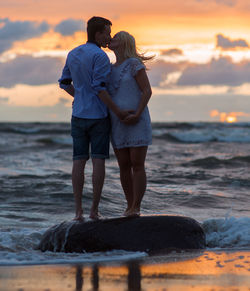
[108,34,121,51]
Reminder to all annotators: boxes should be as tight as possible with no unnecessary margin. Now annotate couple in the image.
[59,16,152,221]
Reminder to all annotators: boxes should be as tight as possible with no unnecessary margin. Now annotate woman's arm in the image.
[123,68,152,124]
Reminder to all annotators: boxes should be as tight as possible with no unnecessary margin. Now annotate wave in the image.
[36,137,72,146]
[1,122,250,143]
[183,155,250,169]
[0,216,249,265]
[155,130,250,143]
[0,227,146,265]
[0,122,70,135]
[203,217,250,248]
[152,122,250,143]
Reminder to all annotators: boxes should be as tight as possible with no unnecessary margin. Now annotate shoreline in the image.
[1,250,249,291]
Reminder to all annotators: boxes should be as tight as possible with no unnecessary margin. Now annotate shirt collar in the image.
[87,40,101,48]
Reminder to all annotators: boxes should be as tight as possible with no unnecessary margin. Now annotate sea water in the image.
[0,122,249,265]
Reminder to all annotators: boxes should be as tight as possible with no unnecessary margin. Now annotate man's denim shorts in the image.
[71,116,111,160]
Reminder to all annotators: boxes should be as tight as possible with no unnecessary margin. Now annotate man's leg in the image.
[89,117,110,219]
[90,158,105,219]
[72,159,87,221]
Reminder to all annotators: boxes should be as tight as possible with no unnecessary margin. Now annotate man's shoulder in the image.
[70,43,107,57]
[68,44,85,55]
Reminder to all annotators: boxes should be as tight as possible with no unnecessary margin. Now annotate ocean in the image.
[0,121,249,266]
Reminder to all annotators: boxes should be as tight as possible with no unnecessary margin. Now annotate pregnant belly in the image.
[113,95,140,110]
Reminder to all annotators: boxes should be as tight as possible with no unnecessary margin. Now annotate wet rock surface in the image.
[38,215,206,253]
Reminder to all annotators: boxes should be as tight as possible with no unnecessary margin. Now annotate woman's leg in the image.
[128,146,148,215]
[114,148,134,213]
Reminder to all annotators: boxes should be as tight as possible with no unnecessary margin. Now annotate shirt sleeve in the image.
[58,58,72,89]
[131,58,145,77]
[91,53,111,94]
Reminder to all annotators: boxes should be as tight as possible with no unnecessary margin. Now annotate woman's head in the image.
[109,31,154,63]
[109,31,136,57]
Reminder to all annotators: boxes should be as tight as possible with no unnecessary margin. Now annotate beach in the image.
[0,122,250,289]
[1,250,249,291]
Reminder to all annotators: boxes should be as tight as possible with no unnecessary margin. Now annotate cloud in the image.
[196,0,237,6]
[148,56,250,88]
[55,19,85,36]
[0,55,64,87]
[216,34,249,49]
[161,48,183,56]
[177,56,250,87]
[0,18,49,54]
[147,60,187,87]
[214,0,236,6]
[0,96,9,103]
[0,101,72,122]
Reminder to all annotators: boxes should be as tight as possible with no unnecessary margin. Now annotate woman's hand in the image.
[118,110,135,121]
[122,113,140,125]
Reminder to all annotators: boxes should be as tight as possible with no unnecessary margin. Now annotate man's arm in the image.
[58,57,74,97]
[64,84,75,97]
[98,90,133,120]
[93,54,132,120]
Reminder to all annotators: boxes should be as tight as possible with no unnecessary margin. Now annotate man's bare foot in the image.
[89,212,102,220]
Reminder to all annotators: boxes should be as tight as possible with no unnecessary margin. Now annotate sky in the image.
[0,0,250,122]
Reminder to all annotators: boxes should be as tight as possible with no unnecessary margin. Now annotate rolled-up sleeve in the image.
[91,53,111,94]
[58,59,72,89]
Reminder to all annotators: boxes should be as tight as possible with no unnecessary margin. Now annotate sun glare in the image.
[210,110,250,123]
[226,116,237,123]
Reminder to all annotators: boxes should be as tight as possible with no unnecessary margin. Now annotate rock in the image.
[38,215,206,253]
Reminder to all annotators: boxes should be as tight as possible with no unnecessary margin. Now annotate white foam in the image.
[171,127,250,143]
[0,228,147,266]
[203,217,250,248]
[0,249,147,266]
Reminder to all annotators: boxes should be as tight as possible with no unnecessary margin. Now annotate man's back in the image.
[59,42,111,119]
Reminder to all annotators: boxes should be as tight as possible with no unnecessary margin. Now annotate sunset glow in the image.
[210,110,250,123]
[1,0,250,122]
[1,251,249,291]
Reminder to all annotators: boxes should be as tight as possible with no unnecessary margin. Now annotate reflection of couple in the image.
[59,16,152,221]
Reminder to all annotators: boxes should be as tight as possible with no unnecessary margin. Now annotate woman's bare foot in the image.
[89,212,102,220]
[123,207,132,216]
[124,208,140,217]
[73,214,84,222]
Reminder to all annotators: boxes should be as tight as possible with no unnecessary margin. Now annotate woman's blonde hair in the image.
[116,31,154,64]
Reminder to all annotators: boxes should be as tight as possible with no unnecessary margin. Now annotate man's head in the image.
[87,16,112,48]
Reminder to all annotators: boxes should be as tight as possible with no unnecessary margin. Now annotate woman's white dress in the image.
[108,57,152,149]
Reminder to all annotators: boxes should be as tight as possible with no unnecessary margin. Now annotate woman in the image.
[108,31,153,217]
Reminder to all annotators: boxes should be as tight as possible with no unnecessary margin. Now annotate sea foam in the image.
[203,217,250,248]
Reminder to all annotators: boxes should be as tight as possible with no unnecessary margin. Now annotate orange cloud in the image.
[216,33,249,50]
[1,0,250,46]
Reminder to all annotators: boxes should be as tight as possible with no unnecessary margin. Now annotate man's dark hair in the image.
[87,16,112,42]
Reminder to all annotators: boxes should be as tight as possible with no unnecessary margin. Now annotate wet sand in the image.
[0,250,249,291]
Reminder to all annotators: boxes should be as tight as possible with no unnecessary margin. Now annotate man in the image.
[59,16,128,221]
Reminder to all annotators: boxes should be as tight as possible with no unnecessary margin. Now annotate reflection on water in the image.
[91,264,99,291]
[74,262,141,291]
[76,265,83,291]
[0,251,249,291]
[128,261,141,291]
